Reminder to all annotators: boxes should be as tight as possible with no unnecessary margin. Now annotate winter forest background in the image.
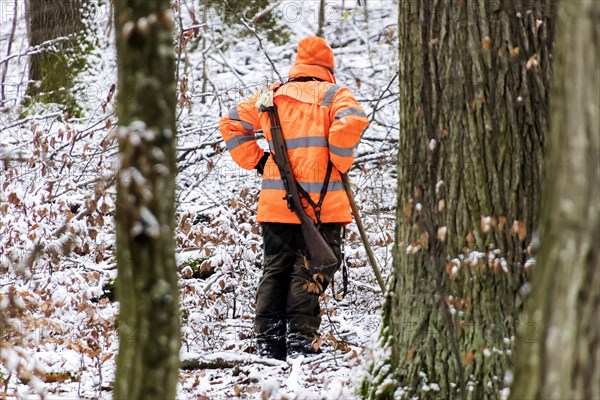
[0,1,598,399]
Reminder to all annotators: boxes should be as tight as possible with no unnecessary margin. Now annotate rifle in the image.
[261,101,339,279]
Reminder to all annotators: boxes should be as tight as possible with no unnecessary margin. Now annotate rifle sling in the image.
[295,162,332,226]
[266,105,333,226]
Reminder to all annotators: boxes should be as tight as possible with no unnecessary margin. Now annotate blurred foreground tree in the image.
[362,1,554,398]
[114,0,180,399]
[510,1,600,399]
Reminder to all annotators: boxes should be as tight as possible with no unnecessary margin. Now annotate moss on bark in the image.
[24,0,91,115]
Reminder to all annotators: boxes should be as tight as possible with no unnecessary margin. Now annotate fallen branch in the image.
[180,352,287,370]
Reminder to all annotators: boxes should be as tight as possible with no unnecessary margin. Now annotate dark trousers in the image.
[255,222,342,358]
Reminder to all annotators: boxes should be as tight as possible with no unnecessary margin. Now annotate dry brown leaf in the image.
[418,232,429,246]
[385,231,393,244]
[406,348,415,363]
[481,35,491,49]
[43,372,77,383]
[498,215,507,230]
[445,262,455,277]
[463,350,475,365]
[466,232,474,245]
[518,221,527,241]
[8,192,19,205]
[193,375,201,387]
[303,256,311,270]
[303,281,322,294]
[461,298,472,310]
[96,214,105,227]
[438,199,446,212]
[492,259,501,273]
[312,336,323,352]
[526,54,539,70]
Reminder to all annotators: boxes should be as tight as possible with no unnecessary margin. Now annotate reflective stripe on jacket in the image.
[219,80,369,224]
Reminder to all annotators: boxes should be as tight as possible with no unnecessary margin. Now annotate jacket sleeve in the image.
[219,93,264,170]
[327,88,370,174]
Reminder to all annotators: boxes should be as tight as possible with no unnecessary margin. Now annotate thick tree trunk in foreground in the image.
[510,1,600,399]
[114,1,180,399]
[363,1,554,399]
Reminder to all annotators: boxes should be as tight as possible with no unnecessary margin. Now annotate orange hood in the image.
[289,36,336,83]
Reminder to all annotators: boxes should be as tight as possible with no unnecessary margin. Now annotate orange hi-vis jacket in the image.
[220,80,369,224]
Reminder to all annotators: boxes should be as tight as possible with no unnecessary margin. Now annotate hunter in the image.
[219,36,369,360]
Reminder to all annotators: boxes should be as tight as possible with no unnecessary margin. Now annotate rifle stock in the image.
[269,122,339,278]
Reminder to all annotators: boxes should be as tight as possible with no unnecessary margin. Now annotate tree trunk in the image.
[25,0,86,113]
[1,0,18,108]
[114,1,180,399]
[362,1,554,399]
[316,0,326,38]
[510,1,600,399]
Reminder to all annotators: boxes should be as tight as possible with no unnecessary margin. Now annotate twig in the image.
[367,72,398,124]
[203,272,224,293]
[182,24,206,33]
[1,0,18,105]
[222,0,283,82]
[351,280,380,292]
[354,151,396,165]
[22,175,117,273]
[0,111,63,133]
[210,50,250,90]
[0,35,76,66]
[174,1,185,86]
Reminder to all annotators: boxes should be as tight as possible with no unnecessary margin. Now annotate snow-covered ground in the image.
[1,1,399,398]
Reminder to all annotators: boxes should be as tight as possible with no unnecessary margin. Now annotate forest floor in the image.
[1,1,399,398]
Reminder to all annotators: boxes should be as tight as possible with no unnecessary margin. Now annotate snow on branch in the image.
[180,352,287,370]
[0,35,79,66]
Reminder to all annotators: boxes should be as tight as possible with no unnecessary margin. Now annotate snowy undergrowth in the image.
[1,1,398,398]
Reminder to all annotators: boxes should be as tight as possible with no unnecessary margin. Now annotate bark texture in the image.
[316,0,326,38]
[114,1,180,399]
[25,0,86,112]
[510,1,600,399]
[363,1,554,399]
